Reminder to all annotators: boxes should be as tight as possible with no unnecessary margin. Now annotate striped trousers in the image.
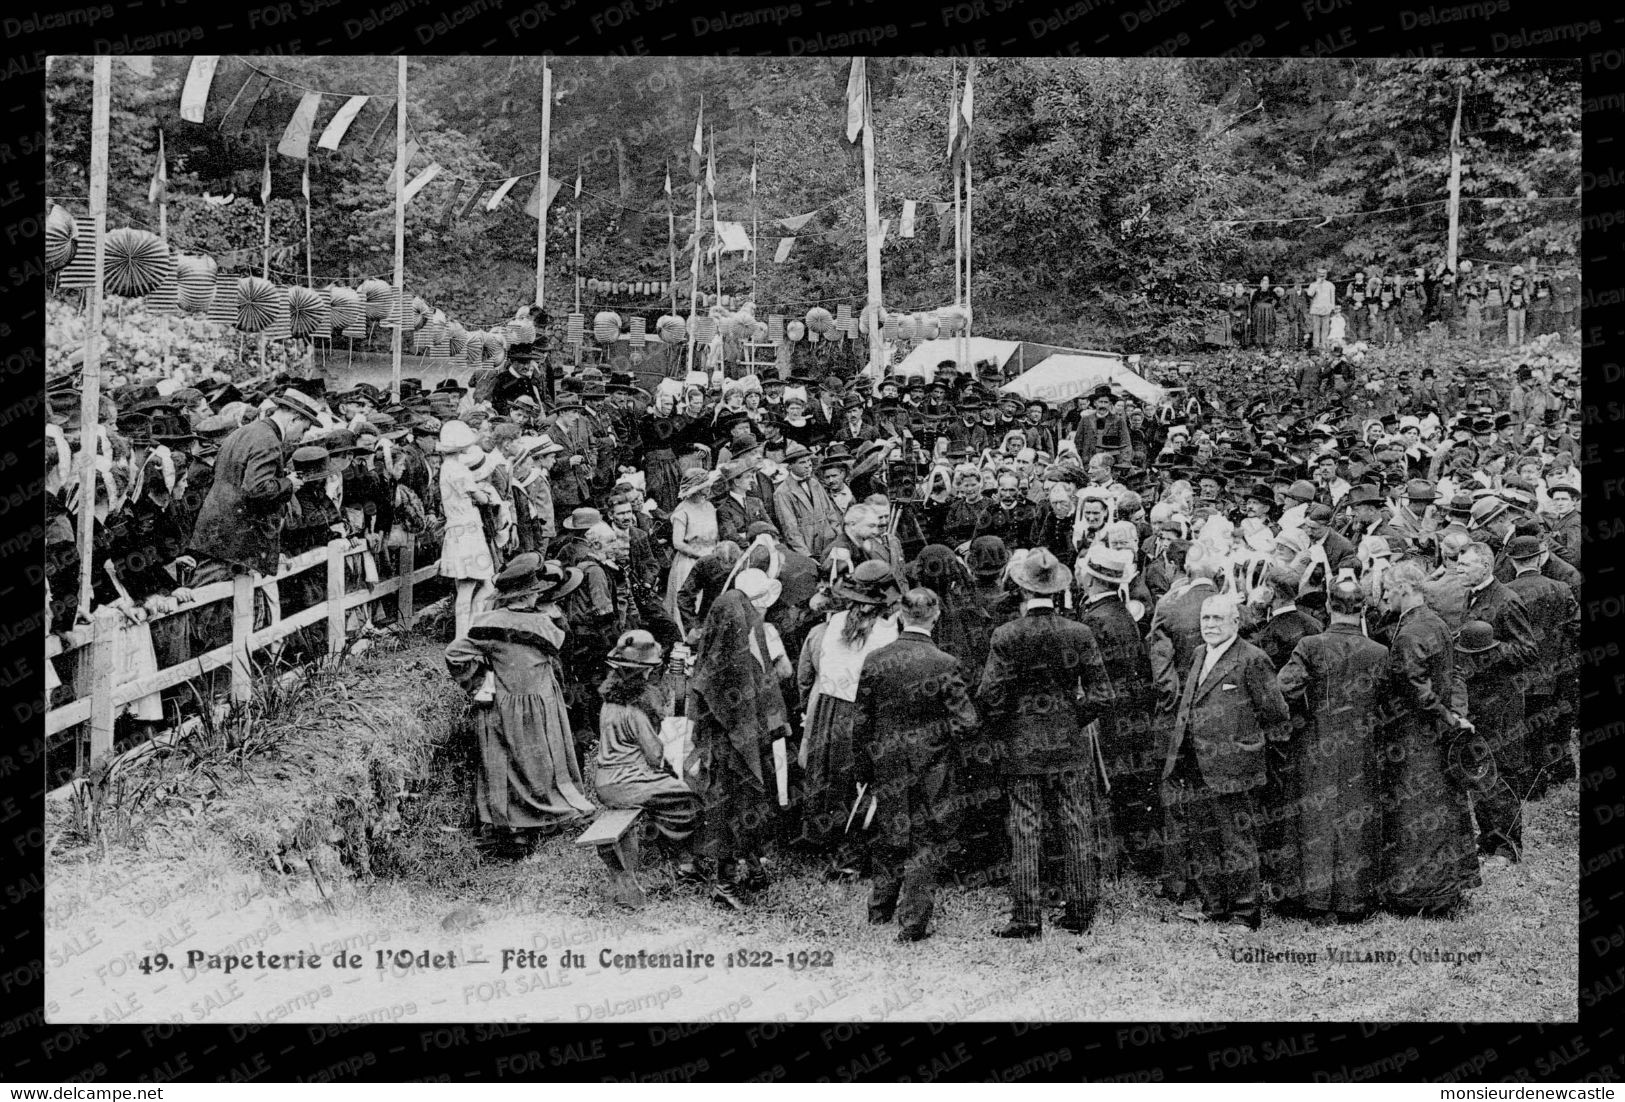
[1006,769,1100,926]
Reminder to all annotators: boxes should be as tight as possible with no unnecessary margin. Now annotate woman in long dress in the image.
[639,390,687,514]
[687,589,793,908]
[1249,276,1278,348]
[437,421,502,638]
[594,630,702,877]
[444,554,596,856]
[664,468,720,630]
[794,562,901,877]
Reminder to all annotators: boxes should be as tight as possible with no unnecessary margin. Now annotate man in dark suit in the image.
[1504,535,1581,797]
[1245,575,1323,670]
[1162,593,1291,929]
[1302,504,1359,582]
[1077,546,1159,874]
[977,549,1114,938]
[852,588,977,942]
[1459,541,1538,672]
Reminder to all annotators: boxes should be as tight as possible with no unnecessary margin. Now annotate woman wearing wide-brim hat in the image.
[593,629,705,880]
[445,552,597,858]
[665,468,721,631]
[797,559,902,878]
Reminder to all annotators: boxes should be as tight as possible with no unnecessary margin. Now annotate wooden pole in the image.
[860,61,884,381]
[76,57,111,622]
[711,128,722,303]
[304,161,316,373]
[261,142,272,374]
[751,143,759,305]
[951,64,965,376]
[685,100,704,374]
[963,138,973,345]
[537,61,552,311]
[668,167,678,314]
[391,56,407,404]
[1447,82,1464,273]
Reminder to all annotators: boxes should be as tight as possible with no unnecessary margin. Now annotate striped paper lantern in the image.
[176,255,217,313]
[767,314,785,344]
[56,217,97,288]
[46,205,78,271]
[205,272,240,325]
[835,302,853,325]
[507,316,536,345]
[629,316,646,344]
[692,315,717,344]
[447,321,469,356]
[144,265,180,315]
[262,287,293,341]
[287,286,328,338]
[481,332,507,364]
[592,311,621,343]
[919,313,940,340]
[656,315,685,344]
[898,314,919,340]
[805,306,835,336]
[358,278,393,320]
[328,286,363,331]
[566,313,585,346]
[463,331,485,369]
[234,276,279,333]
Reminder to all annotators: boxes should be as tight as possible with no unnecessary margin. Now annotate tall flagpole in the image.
[77,55,112,622]
[950,63,964,375]
[962,61,974,347]
[710,127,722,303]
[573,162,582,371]
[1446,82,1464,273]
[391,56,407,403]
[667,164,678,314]
[685,97,705,375]
[304,159,316,371]
[537,61,552,310]
[261,142,272,373]
[156,128,168,244]
[751,143,759,304]
[859,60,884,381]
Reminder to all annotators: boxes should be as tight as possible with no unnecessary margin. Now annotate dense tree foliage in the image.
[46,56,1579,348]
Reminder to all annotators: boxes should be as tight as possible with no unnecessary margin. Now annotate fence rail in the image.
[45,539,440,761]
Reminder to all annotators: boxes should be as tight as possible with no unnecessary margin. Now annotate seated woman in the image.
[594,630,702,880]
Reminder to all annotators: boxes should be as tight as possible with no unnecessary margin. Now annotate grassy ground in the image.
[44,638,1578,1023]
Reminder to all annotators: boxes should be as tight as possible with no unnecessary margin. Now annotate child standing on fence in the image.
[436,421,503,638]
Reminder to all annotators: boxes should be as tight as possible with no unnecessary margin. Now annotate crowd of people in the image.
[1213,261,1580,350]
[43,297,1584,941]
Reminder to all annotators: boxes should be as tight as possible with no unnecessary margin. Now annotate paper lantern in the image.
[287,286,328,338]
[205,272,239,325]
[692,315,717,344]
[507,316,536,345]
[103,228,171,297]
[752,321,769,342]
[144,265,179,314]
[447,321,469,356]
[57,217,96,287]
[919,314,940,340]
[806,330,820,344]
[786,319,806,342]
[262,288,293,341]
[463,331,486,369]
[898,314,919,340]
[629,316,647,344]
[657,315,686,344]
[482,332,507,364]
[938,306,966,335]
[46,205,77,272]
[593,310,621,343]
[805,306,835,335]
[234,276,279,333]
[566,313,585,345]
[176,255,217,313]
[358,278,393,320]
[412,296,432,323]
[835,302,853,324]
[768,314,785,344]
[328,285,363,331]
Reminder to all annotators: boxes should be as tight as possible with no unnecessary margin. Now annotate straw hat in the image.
[436,420,479,454]
[678,468,719,499]
[606,629,664,669]
[733,568,783,611]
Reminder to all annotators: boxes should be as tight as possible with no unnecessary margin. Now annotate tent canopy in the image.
[1000,353,1165,407]
[893,337,1021,377]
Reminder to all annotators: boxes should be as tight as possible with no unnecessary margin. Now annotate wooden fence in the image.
[45,540,441,764]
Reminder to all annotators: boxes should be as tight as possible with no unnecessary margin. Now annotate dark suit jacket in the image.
[1164,636,1291,794]
[1461,577,1538,671]
[715,491,770,548]
[1505,569,1579,695]
[1148,578,1219,713]
[976,607,1114,776]
[1249,607,1323,671]
[187,418,294,574]
[852,632,975,845]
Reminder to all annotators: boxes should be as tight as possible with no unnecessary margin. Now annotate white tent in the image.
[893,337,1022,378]
[999,353,1166,407]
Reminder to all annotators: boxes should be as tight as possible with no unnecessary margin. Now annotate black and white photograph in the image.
[36,49,1587,1039]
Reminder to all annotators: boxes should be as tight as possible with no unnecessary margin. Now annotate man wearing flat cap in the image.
[773,440,843,561]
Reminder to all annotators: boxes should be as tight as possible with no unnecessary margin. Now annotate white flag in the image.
[899,200,917,239]
[486,176,521,210]
[318,95,369,151]
[403,163,442,202]
[774,237,794,264]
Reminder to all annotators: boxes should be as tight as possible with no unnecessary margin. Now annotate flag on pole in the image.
[933,200,953,247]
[523,176,564,219]
[261,146,272,202]
[750,151,757,192]
[845,58,868,144]
[278,91,322,159]
[705,128,716,199]
[487,176,521,210]
[689,99,704,177]
[664,165,672,196]
[403,163,442,203]
[148,129,167,204]
[574,165,582,199]
[951,60,975,170]
[180,56,219,123]
[318,95,369,150]
[900,199,917,239]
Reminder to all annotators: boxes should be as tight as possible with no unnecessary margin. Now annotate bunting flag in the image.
[122,56,154,78]
[179,56,219,123]
[574,167,582,200]
[845,58,867,144]
[705,128,716,199]
[933,200,953,248]
[899,199,917,239]
[277,91,322,159]
[402,163,442,203]
[318,95,369,151]
[522,176,564,219]
[148,129,167,205]
[260,146,272,203]
[778,210,816,233]
[438,178,466,226]
[774,237,794,264]
[302,159,310,201]
[689,100,704,177]
[664,166,672,197]
[458,182,487,219]
[383,139,420,192]
[951,60,975,171]
[219,70,271,136]
[364,102,396,152]
[486,176,521,211]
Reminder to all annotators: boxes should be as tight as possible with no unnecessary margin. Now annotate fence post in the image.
[230,571,254,705]
[87,607,121,764]
[327,539,348,658]
[397,539,415,630]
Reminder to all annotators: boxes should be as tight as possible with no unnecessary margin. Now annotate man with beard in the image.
[985,473,1035,550]
[1073,385,1134,468]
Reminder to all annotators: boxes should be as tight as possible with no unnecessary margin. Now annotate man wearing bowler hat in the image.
[977,548,1114,938]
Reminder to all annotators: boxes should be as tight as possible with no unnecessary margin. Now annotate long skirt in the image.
[644,448,683,514]
[797,695,861,851]
[664,551,702,629]
[595,770,701,843]
[693,726,770,877]
[1249,303,1276,347]
[473,692,595,833]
